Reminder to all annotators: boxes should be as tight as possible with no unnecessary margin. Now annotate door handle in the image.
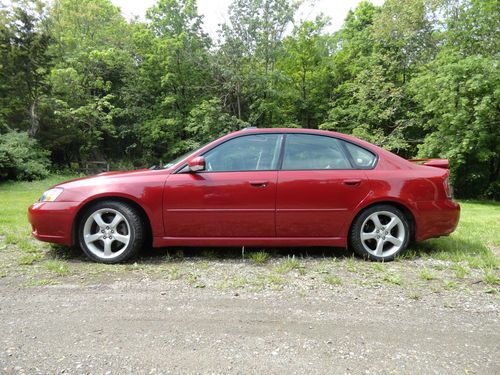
[343,179,362,186]
[249,180,269,188]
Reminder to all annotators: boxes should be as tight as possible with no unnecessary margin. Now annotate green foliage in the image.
[0,131,50,181]
[0,0,497,197]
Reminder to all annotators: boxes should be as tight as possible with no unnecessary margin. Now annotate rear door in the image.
[276,134,374,237]
[163,133,283,238]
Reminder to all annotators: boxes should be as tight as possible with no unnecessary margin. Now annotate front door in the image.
[276,134,373,237]
[163,133,283,238]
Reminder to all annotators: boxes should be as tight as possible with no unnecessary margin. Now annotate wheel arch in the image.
[72,196,153,248]
[348,200,417,245]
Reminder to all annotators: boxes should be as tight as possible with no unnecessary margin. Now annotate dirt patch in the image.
[0,253,499,374]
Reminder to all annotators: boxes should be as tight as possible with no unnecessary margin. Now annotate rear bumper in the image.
[414,199,460,242]
[28,201,80,246]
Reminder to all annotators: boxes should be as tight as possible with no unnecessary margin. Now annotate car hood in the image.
[53,168,172,189]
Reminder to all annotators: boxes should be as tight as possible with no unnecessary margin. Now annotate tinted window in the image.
[344,141,376,169]
[282,134,352,170]
[204,134,282,172]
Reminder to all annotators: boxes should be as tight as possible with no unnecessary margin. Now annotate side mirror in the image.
[187,156,205,172]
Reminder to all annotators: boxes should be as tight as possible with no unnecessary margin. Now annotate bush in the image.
[0,131,51,181]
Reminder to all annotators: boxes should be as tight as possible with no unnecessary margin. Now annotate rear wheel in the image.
[78,201,144,263]
[349,205,410,261]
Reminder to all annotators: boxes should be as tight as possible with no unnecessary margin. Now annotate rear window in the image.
[343,142,377,169]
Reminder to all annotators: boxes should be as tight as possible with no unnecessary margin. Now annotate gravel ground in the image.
[0,254,499,374]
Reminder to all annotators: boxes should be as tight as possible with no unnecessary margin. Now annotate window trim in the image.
[174,132,378,174]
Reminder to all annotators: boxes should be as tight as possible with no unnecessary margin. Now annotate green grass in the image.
[415,200,499,268]
[18,253,42,265]
[273,256,302,274]
[324,275,342,286]
[381,272,403,285]
[451,263,469,279]
[168,266,182,280]
[483,268,500,285]
[419,268,436,281]
[408,291,422,300]
[45,260,70,276]
[248,251,271,265]
[315,263,330,274]
[23,278,58,287]
[0,174,78,243]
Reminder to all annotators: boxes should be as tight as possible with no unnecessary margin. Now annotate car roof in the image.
[234,127,376,150]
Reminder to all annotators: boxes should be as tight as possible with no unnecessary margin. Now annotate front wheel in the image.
[349,205,410,261]
[78,201,144,263]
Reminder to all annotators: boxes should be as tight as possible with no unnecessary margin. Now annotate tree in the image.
[217,0,299,126]
[410,0,500,198]
[322,0,439,156]
[0,0,51,137]
[135,0,213,161]
[0,130,50,180]
[45,0,135,165]
[277,16,333,128]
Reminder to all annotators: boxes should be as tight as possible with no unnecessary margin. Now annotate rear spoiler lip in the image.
[409,158,449,169]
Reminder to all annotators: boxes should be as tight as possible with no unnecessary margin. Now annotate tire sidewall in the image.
[350,205,410,261]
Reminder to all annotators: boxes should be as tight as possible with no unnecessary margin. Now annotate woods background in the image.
[0,0,498,199]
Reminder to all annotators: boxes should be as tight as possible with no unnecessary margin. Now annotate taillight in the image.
[443,176,453,198]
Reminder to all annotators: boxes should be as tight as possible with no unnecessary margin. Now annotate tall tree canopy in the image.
[0,0,498,198]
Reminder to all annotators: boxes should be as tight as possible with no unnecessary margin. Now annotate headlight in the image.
[39,188,63,202]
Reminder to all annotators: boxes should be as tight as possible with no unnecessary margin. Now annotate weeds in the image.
[249,251,270,265]
[482,268,499,285]
[452,264,469,279]
[315,264,329,274]
[382,273,403,285]
[443,280,457,289]
[372,263,385,272]
[408,291,422,300]
[23,278,58,287]
[44,260,70,276]
[274,256,301,274]
[18,253,42,265]
[419,268,436,281]
[168,266,181,280]
[324,275,342,286]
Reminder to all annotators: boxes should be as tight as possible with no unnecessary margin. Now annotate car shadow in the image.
[45,244,355,264]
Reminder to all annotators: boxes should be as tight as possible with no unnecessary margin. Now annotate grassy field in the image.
[0,175,498,290]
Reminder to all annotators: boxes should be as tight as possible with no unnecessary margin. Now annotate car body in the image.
[28,128,460,262]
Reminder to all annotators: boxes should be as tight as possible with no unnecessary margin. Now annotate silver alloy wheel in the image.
[83,208,131,260]
[360,211,405,258]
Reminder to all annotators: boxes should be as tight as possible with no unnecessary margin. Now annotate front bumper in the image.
[28,201,80,246]
[414,199,460,242]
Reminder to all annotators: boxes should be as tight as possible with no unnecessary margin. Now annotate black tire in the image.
[78,200,144,263]
[349,204,410,262]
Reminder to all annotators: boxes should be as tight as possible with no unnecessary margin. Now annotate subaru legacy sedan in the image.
[28,128,460,263]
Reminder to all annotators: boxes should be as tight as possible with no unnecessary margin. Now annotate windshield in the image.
[162,141,211,169]
[163,150,197,169]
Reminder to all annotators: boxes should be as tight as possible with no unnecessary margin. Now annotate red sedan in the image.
[28,128,460,263]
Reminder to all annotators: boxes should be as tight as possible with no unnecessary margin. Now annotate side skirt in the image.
[152,236,347,248]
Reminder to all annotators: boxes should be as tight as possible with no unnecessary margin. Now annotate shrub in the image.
[0,131,50,181]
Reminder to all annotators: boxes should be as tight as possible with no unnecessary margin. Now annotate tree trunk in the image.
[28,99,40,137]
[236,83,242,120]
